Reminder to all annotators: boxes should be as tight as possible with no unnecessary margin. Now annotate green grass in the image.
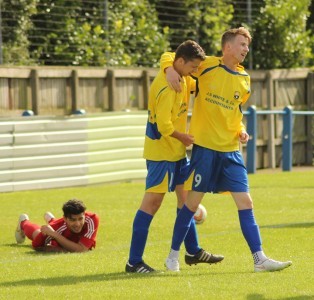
[0,169,313,300]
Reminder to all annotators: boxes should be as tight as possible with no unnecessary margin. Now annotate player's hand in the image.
[180,133,195,147]
[239,131,249,144]
[170,130,194,146]
[40,225,56,236]
[166,67,182,93]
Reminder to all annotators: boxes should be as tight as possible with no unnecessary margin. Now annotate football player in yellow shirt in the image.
[162,27,292,273]
[126,40,224,273]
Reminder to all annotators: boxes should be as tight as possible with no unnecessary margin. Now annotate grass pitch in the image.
[0,169,313,299]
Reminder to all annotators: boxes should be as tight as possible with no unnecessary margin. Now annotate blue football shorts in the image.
[184,144,249,193]
[145,157,190,193]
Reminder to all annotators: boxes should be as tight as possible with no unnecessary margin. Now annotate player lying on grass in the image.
[15,199,99,252]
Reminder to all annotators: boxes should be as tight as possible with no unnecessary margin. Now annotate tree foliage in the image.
[0,0,313,68]
[252,0,313,69]
[29,0,106,65]
[185,0,234,55]
[26,0,169,66]
[105,0,169,67]
[152,0,233,55]
[1,0,37,65]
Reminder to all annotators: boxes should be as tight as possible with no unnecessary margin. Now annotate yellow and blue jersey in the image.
[143,69,195,161]
[161,52,251,152]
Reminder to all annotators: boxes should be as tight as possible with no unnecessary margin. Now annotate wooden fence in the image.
[0,67,158,116]
[1,66,312,117]
[0,66,313,192]
[243,69,314,169]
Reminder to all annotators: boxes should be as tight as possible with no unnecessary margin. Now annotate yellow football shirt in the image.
[161,52,251,152]
[143,69,195,161]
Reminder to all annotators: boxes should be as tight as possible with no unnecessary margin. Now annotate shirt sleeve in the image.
[155,87,176,137]
[79,213,99,250]
[239,121,246,134]
[239,76,251,133]
[160,52,175,72]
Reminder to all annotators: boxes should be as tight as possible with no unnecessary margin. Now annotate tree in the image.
[152,0,192,51]
[188,0,234,55]
[1,0,37,65]
[306,0,314,66]
[27,0,169,67]
[252,0,313,69]
[1,0,313,68]
[153,0,233,55]
[29,0,104,65]
[105,0,169,67]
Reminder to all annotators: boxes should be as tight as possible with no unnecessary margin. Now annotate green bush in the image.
[185,0,234,55]
[1,0,37,65]
[1,0,313,68]
[252,0,313,69]
[105,0,169,67]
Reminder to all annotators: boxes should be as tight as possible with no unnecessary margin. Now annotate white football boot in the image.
[254,258,292,272]
[15,214,29,244]
[165,257,180,272]
[44,212,55,224]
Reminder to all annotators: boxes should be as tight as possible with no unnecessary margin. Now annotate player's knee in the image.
[185,200,199,212]
[150,200,163,213]
[32,229,41,240]
[140,198,163,215]
[176,198,185,208]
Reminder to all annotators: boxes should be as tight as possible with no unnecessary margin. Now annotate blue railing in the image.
[245,106,314,173]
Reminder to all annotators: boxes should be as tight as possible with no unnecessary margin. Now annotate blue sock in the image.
[128,210,153,265]
[171,205,195,251]
[177,208,201,255]
[238,209,262,253]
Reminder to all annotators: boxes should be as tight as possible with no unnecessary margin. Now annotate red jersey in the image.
[32,212,99,250]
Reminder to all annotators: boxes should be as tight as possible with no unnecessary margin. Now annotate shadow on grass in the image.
[3,243,65,256]
[0,271,180,286]
[247,294,314,300]
[3,243,30,249]
[0,269,250,287]
[260,222,314,229]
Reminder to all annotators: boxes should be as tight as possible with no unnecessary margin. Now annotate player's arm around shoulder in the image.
[160,51,175,72]
[164,58,209,93]
[159,52,182,92]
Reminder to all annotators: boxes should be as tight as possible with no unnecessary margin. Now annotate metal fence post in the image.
[71,70,79,113]
[246,105,257,174]
[31,69,39,115]
[282,106,293,171]
[107,69,116,111]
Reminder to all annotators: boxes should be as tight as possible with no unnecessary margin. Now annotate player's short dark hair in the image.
[62,199,86,218]
[174,40,206,63]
